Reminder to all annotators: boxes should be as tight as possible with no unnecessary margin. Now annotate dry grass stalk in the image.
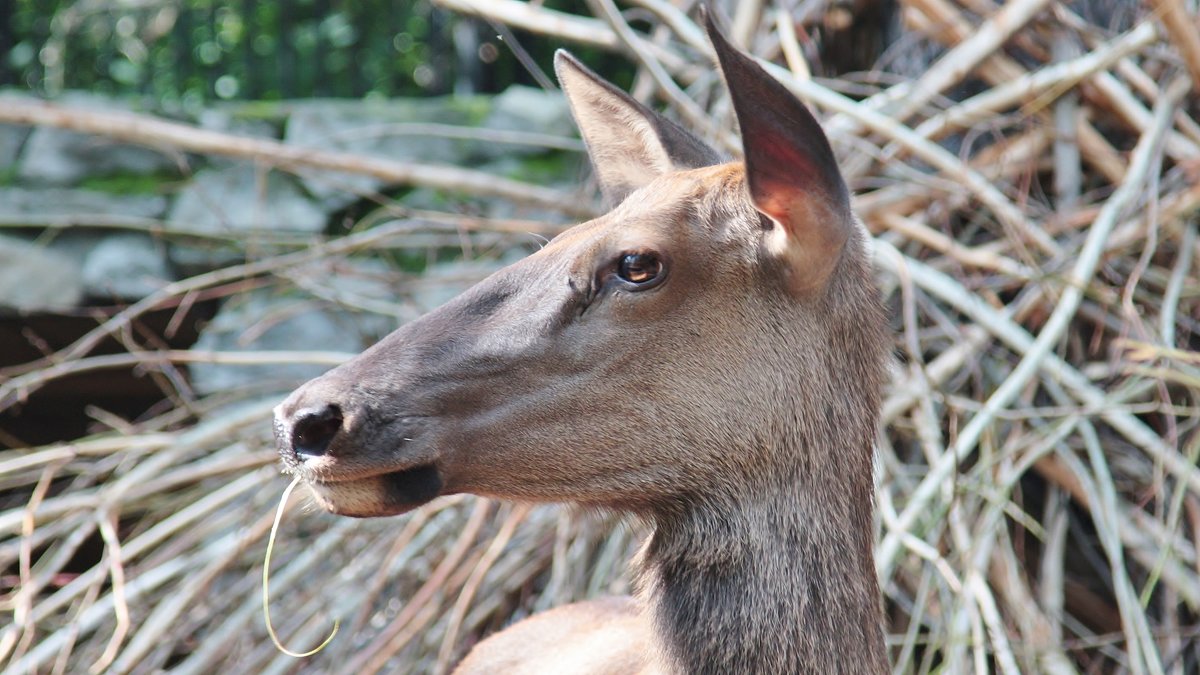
[0,100,588,219]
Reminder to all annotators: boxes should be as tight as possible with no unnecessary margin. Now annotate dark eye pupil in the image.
[618,253,660,283]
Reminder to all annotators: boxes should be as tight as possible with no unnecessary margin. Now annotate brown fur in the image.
[275,15,890,674]
[455,597,652,674]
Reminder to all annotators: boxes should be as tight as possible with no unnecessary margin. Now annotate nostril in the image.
[291,404,343,458]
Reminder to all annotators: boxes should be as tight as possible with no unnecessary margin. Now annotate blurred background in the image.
[1,0,618,100]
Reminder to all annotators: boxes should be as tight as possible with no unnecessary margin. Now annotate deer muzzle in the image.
[273,370,445,517]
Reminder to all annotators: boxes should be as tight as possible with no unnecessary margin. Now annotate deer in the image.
[274,12,890,674]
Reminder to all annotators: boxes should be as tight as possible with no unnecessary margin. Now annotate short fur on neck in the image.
[636,248,889,674]
[639,487,886,674]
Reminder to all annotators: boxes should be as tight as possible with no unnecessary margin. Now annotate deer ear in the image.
[555,50,722,206]
[705,12,853,292]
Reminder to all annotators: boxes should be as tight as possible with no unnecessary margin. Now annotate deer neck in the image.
[638,452,887,674]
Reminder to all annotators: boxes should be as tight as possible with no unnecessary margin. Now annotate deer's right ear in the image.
[555,50,722,206]
[705,11,854,294]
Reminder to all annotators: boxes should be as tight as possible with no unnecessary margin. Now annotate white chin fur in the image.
[305,476,394,517]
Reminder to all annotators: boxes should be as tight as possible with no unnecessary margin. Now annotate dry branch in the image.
[0,99,592,219]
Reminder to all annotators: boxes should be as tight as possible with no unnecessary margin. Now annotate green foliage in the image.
[5,0,451,102]
[2,0,634,103]
[496,152,580,183]
[445,96,493,126]
[78,171,176,195]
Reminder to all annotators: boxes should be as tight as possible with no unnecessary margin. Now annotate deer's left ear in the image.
[555,50,723,207]
[705,12,854,292]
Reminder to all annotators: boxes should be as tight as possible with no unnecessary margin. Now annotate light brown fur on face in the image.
[274,13,891,674]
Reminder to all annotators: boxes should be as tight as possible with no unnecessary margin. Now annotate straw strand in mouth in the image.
[263,476,340,658]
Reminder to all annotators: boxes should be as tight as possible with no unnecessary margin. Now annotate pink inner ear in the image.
[749,179,794,227]
[745,137,830,235]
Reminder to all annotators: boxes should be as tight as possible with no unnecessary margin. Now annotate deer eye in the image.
[616,253,663,285]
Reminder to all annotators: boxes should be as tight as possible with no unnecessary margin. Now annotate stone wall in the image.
[0,87,580,397]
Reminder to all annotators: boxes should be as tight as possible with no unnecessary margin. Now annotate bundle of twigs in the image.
[3,1,1200,672]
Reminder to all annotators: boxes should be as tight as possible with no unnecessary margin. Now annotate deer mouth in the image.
[272,408,445,517]
[303,463,444,518]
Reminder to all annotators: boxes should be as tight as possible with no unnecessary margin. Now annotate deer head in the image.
[274,17,887,538]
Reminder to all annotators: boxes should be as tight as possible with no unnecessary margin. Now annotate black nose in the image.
[290,404,343,458]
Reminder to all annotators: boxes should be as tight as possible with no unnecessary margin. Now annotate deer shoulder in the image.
[455,597,655,675]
